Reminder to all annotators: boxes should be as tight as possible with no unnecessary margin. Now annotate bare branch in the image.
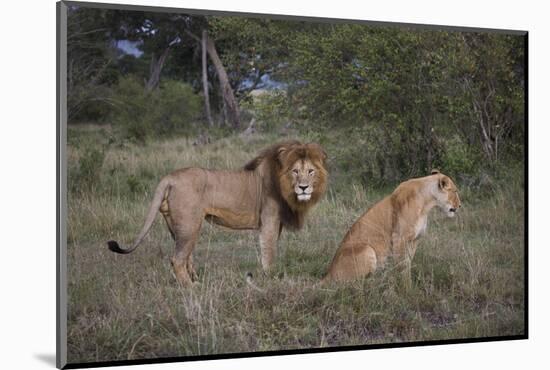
[183,29,201,43]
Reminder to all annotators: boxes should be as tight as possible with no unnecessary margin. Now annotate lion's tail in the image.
[107,177,171,255]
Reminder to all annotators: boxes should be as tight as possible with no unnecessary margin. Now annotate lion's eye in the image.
[292,169,299,175]
[308,169,315,175]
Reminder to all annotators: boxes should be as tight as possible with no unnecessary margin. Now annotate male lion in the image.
[323,170,460,286]
[107,140,328,287]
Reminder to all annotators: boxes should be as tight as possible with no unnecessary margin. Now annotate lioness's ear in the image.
[439,176,449,190]
[431,169,440,175]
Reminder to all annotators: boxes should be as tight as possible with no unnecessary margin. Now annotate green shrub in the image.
[438,135,481,178]
[111,76,201,141]
[155,80,202,136]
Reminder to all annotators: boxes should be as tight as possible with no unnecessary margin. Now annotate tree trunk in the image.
[201,30,214,127]
[205,35,241,129]
[145,46,171,92]
[472,99,496,161]
[422,108,434,172]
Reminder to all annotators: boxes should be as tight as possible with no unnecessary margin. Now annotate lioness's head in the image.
[431,170,461,217]
[278,143,328,210]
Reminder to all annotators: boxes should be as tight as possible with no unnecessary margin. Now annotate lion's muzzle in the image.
[446,206,459,217]
[295,184,313,202]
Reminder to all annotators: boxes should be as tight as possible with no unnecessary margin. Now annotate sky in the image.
[116,39,143,57]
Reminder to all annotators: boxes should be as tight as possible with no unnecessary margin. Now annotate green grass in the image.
[66,125,525,364]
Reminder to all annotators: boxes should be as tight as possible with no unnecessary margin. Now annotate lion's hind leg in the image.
[349,245,377,281]
[169,210,203,287]
[162,214,198,282]
[324,244,378,283]
[171,231,201,287]
[159,199,176,258]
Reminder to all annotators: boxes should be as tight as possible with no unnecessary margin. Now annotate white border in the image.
[2,0,547,369]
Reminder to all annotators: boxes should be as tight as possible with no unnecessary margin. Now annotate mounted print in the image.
[57,1,528,368]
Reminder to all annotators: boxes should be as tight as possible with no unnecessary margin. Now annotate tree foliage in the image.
[66,7,525,182]
[67,6,119,122]
[111,76,201,141]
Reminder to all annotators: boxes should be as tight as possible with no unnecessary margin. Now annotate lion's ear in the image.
[431,169,440,175]
[307,143,327,163]
[276,145,292,165]
[277,146,288,159]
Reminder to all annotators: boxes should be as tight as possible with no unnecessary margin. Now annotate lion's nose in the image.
[449,208,457,213]
[298,185,309,192]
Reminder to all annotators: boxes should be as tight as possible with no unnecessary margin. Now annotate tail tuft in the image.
[246,272,253,280]
[107,240,128,254]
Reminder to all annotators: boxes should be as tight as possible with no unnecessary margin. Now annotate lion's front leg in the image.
[187,253,198,282]
[259,205,281,271]
[392,232,417,290]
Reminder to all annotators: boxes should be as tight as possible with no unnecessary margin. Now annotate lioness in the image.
[107,141,328,287]
[323,170,460,286]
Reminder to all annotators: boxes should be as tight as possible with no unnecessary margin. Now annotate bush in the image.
[156,80,202,135]
[438,135,482,178]
[111,76,201,141]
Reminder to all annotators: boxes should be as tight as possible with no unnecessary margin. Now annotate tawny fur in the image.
[107,141,328,287]
[322,171,461,286]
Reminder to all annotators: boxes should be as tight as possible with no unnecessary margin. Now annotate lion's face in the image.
[277,143,328,210]
[435,175,461,217]
[289,159,318,202]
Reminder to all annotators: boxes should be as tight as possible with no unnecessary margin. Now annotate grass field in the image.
[66,125,525,364]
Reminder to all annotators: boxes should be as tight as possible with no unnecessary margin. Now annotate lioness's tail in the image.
[245,272,266,293]
[107,177,171,255]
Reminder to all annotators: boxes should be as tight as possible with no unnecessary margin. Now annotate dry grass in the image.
[66,125,525,365]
